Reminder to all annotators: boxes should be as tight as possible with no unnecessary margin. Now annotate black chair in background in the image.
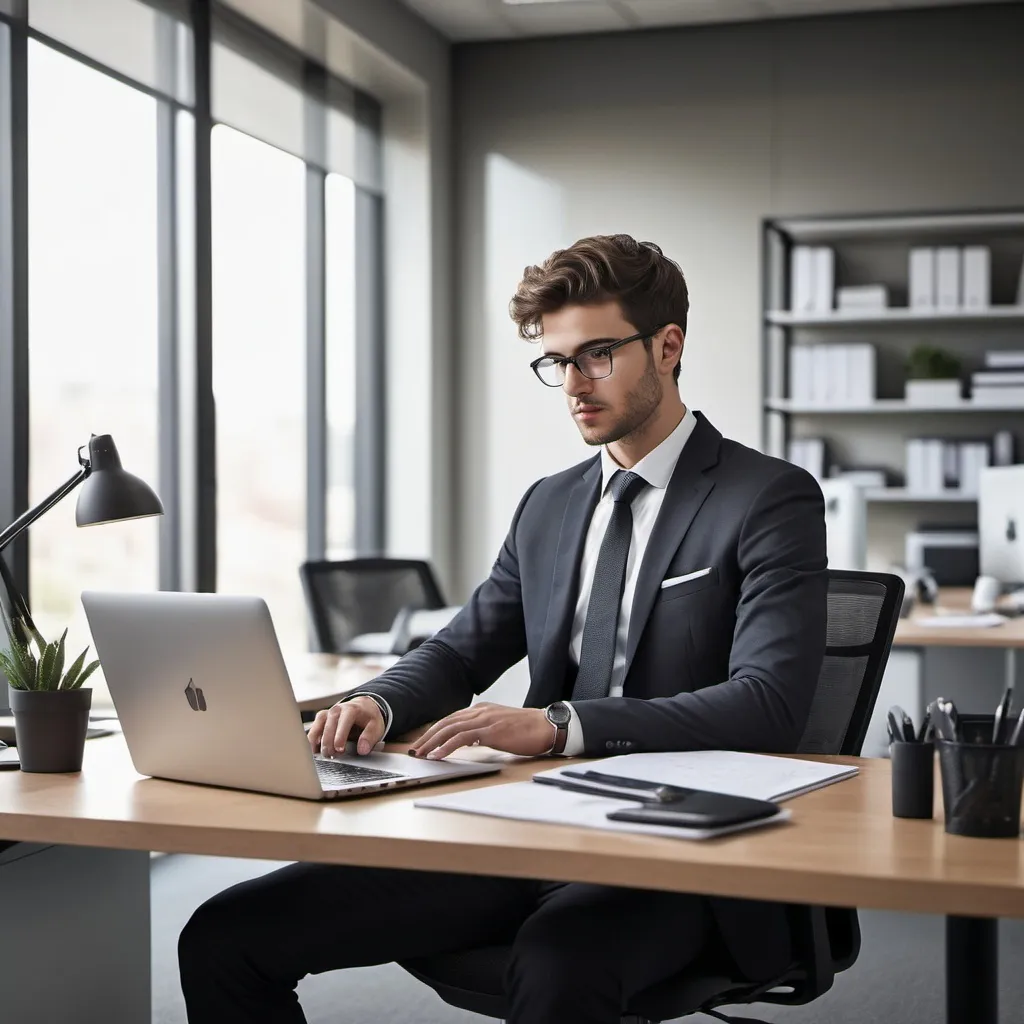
[299,558,447,655]
[399,569,905,1024]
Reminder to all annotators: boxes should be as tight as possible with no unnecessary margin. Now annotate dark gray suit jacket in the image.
[360,411,828,980]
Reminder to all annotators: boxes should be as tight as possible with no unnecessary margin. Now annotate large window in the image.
[0,3,382,711]
[211,123,307,654]
[27,40,160,709]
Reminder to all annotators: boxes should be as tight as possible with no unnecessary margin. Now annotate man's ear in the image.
[660,324,684,371]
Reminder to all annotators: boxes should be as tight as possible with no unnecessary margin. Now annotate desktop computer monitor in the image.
[979,465,1024,586]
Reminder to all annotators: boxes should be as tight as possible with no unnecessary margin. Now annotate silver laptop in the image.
[80,591,500,800]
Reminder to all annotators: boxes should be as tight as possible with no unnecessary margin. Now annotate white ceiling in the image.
[399,0,1016,41]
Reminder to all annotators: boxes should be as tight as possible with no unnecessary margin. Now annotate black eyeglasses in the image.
[530,326,666,388]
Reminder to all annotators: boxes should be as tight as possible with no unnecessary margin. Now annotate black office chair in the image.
[298,558,447,655]
[399,569,905,1024]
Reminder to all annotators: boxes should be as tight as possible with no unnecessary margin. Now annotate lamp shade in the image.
[75,434,164,527]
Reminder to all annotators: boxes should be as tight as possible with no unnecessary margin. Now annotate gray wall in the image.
[452,3,1024,602]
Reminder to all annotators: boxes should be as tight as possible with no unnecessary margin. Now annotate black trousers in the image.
[178,863,713,1024]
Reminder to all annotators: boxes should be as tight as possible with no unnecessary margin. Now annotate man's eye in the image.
[583,349,610,361]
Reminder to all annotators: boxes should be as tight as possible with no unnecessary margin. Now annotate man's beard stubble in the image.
[582,358,662,447]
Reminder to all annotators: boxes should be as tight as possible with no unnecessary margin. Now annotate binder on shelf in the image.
[936,247,961,309]
[790,246,816,314]
[909,247,936,309]
[811,345,832,404]
[994,430,1015,467]
[813,247,834,313]
[962,246,991,309]
[788,345,813,402]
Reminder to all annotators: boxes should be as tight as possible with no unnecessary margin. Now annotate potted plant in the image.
[905,345,963,405]
[0,602,99,773]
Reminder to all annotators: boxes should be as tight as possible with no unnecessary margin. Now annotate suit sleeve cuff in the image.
[343,692,393,740]
[559,702,585,757]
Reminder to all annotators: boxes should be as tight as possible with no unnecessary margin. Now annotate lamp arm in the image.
[0,465,90,553]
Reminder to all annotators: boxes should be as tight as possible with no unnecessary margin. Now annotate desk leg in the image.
[1005,647,1017,692]
[946,916,997,1024]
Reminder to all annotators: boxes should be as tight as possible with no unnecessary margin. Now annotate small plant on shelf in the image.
[906,345,962,381]
[905,345,962,405]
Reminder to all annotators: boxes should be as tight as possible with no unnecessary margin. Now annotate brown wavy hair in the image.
[509,234,688,382]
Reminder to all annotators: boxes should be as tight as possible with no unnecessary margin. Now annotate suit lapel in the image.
[624,414,722,671]
[531,456,603,700]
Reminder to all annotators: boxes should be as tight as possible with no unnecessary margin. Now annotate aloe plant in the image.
[0,598,99,692]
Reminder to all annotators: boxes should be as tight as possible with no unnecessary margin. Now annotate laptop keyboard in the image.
[314,758,405,787]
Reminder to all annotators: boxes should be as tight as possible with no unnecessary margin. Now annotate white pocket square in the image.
[660,566,712,590]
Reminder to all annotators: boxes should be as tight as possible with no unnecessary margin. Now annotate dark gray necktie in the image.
[571,470,648,701]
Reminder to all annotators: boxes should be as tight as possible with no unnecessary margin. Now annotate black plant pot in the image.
[8,686,92,773]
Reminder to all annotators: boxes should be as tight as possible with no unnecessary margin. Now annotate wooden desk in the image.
[893,587,1024,649]
[0,738,1022,1023]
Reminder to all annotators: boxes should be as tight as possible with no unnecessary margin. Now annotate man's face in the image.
[540,302,663,447]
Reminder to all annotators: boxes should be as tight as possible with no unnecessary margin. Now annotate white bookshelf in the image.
[766,306,1024,328]
[762,207,1024,567]
[766,398,1024,415]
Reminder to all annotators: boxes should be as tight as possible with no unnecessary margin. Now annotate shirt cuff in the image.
[559,702,585,757]
[343,692,393,740]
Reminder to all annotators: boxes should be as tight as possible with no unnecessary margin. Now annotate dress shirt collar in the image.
[600,404,696,495]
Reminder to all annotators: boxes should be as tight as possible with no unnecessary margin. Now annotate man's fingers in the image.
[307,710,328,752]
[414,718,487,758]
[426,728,485,761]
[356,708,384,755]
[412,708,485,756]
[329,705,364,758]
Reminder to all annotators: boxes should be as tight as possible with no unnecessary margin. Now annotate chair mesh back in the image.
[797,576,893,756]
[301,561,443,653]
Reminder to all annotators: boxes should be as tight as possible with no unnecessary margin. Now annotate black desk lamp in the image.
[0,434,164,627]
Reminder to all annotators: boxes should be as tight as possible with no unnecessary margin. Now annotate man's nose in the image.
[563,363,593,397]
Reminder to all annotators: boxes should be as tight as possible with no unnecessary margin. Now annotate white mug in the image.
[971,574,1001,613]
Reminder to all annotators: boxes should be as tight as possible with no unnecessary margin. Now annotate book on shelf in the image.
[972,370,1024,387]
[971,386,1024,406]
[985,351,1024,369]
[836,284,888,311]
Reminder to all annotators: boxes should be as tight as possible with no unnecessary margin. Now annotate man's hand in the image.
[308,697,385,758]
[409,704,555,760]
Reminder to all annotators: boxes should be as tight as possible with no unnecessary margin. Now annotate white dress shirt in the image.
[349,406,697,757]
[561,405,697,756]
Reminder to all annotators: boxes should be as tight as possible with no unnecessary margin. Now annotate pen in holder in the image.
[937,740,1024,838]
[890,741,935,819]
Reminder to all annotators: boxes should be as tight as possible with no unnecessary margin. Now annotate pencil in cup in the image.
[936,740,1024,838]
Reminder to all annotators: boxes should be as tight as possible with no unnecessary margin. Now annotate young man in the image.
[179,234,828,1024]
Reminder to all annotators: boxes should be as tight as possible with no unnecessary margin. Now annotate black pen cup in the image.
[890,741,935,819]
[937,740,1024,838]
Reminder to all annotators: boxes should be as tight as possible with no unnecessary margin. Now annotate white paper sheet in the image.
[534,750,858,803]
[415,781,791,841]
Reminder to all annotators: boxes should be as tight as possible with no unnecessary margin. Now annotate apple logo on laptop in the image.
[1007,516,1017,543]
[184,678,207,712]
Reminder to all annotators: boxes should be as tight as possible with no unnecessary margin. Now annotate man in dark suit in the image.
[179,234,827,1024]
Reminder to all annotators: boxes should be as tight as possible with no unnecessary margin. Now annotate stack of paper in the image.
[416,751,858,842]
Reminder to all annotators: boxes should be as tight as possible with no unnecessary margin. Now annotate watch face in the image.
[547,702,571,727]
